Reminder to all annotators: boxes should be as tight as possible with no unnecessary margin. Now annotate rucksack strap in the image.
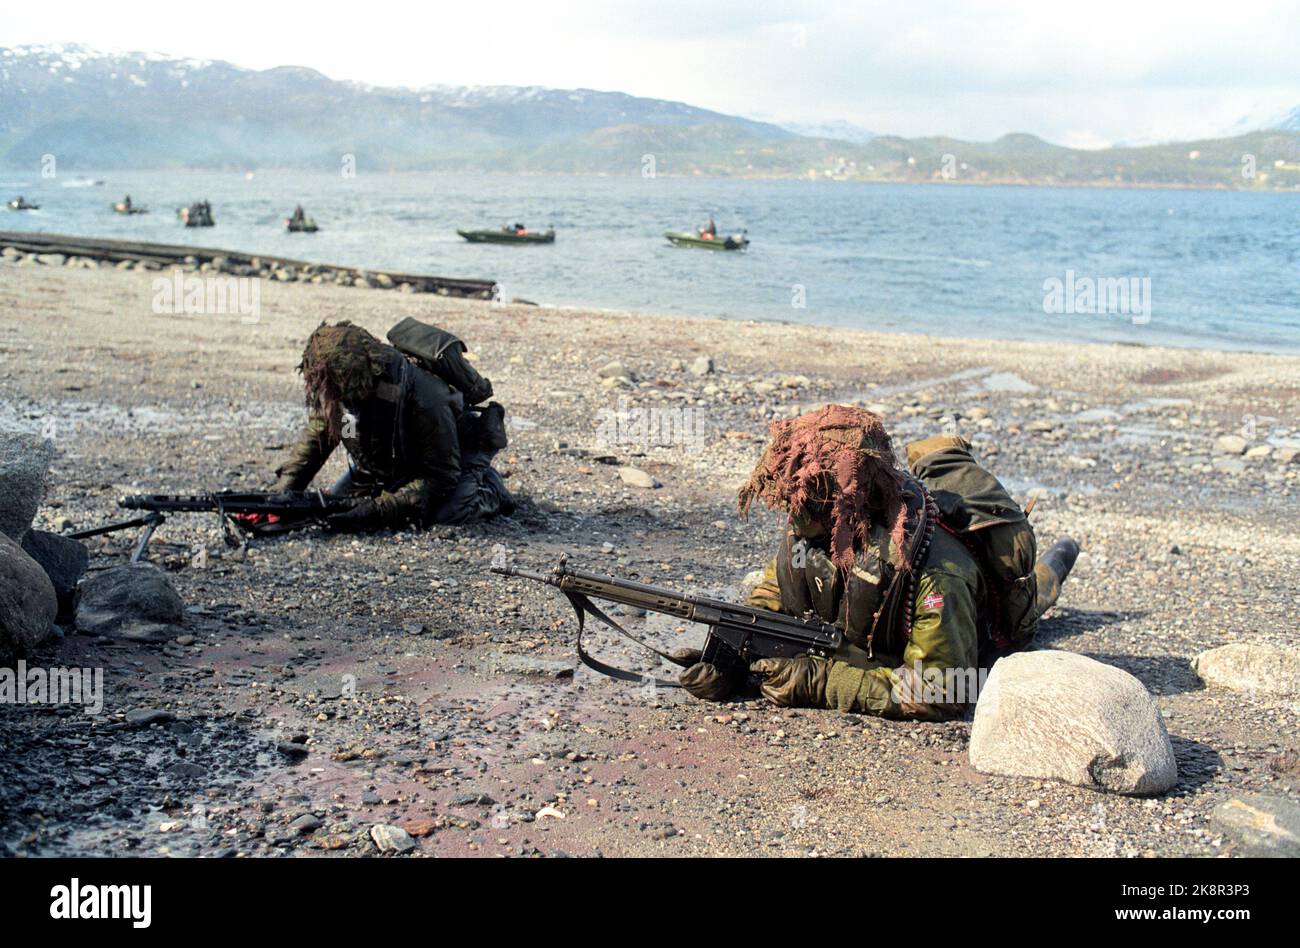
[866,477,936,655]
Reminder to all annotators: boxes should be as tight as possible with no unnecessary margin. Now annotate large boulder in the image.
[0,431,55,539]
[1192,643,1300,698]
[0,532,58,664]
[73,563,184,642]
[969,650,1178,796]
[21,529,89,621]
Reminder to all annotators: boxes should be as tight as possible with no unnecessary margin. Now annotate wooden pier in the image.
[0,231,498,299]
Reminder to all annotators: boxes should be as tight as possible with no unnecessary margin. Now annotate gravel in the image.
[0,262,1295,857]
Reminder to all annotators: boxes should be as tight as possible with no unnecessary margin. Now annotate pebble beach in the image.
[0,255,1297,857]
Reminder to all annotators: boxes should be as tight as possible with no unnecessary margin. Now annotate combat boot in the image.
[1032,538,1080,617]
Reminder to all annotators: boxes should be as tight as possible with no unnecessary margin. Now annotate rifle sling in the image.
[563,591,682,689]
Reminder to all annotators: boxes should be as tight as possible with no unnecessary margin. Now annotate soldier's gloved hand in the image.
[749,656,831,708]
[677,655,734,702]
[325,498,381,532]
[669,647,702,667]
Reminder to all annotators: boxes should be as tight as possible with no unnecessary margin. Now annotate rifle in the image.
[491,553,876,689]
[68,490,357,562]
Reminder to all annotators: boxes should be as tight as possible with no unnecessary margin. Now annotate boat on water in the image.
[178,202,215,227]
[665,230,749,251]
[6,197,40,211]
[458,224,555,245]
[286,205,319,232]
[112,197,148,215]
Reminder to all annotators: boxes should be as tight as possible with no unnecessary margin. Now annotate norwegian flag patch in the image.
[922,592,945,612]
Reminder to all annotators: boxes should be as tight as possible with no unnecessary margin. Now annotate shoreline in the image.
[533,297,1300,361]
[4,235,1298,360]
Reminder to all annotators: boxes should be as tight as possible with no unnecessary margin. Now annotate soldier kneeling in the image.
[274,320,514,532]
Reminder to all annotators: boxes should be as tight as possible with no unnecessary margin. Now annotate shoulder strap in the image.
[563,591,683,688]
[865,477,936,655]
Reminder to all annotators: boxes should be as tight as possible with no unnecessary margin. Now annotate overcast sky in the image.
[4,0,1297,147]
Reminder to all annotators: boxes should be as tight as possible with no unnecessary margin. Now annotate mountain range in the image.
[2,44,1298,188]
[1272,106,1300,131]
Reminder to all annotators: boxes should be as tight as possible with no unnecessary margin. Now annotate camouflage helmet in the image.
[738,404,907,571]
[298,321,386,434]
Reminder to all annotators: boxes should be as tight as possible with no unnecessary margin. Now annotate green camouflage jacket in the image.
[747,525,984,720]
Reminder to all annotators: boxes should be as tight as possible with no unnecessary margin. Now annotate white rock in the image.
[1192,643,1300,697]
[596,360,634,381]
[369,824,416,853]
[969,650,1177,796]
[1214,434,1248,455]
[617,466,658,489]
[689,355,714,376]
[739,569,767,600]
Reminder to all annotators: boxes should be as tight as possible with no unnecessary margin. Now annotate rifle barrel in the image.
[490,565,553,584]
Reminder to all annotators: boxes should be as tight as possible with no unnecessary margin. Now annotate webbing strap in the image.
[563,591,683,688]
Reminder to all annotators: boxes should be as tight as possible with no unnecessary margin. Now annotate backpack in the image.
[906,434,1039,652]
[387,317,494,406]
